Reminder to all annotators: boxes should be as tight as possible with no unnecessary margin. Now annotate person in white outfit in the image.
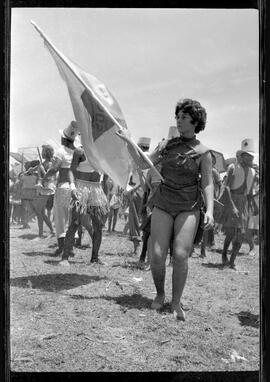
[43,121,80,255]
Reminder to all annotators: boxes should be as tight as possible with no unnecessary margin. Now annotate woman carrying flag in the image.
[117,98,214,321]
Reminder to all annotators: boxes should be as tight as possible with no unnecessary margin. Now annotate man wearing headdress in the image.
[219,139,257,269]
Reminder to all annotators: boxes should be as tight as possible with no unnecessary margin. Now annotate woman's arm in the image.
[68,148,84,195]
[223,165,239,216]
[200,151,214,229]
[70,148,83,179]
[36,164,46,185]
[43,157,62,180]
[212,168,222,199]
[38,164,46,178]
[115,130,161,169]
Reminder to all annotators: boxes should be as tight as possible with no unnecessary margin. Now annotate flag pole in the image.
[37,146,42,163]
[30,20,163,182]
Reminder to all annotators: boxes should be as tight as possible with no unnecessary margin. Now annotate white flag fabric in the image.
[32,22,136,188]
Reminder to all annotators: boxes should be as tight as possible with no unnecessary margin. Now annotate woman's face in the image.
[241,152,254,167]
[175,110,197,136]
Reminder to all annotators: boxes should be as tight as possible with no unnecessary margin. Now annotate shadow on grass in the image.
[43,259,89,266]
[160,302,173,314]
[103,295,189,314]
[18,234,40,240]
[215,249,228,254]
[75,244,90,250]
[237,311,259,328]
[23,251,56,258]
[215,249,246,256]
[69,294,94,300]
[103,231,128,238]
[105,252,128,257]
[117,260,142,270]
[201,262,225,270]
[43,259,63,265]
[103,293,153,310]
[67,292,153,311]
[48,243,58,248]
[10,273,107,292]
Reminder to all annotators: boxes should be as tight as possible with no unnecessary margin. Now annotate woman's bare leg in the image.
[107,208,113,232]
[172,210,200,320]
[150,207,174,309]
[112,208,119,231]
[41,209,54,233]
[222,228,235,265]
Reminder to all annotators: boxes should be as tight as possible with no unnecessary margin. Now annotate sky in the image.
[10,8,259,160]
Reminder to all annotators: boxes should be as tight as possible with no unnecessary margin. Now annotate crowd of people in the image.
[9,98,259,321]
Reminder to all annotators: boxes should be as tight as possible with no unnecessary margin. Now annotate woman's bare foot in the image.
[171,303,186,321]
[151,294,165,310]
[59,260,70,267]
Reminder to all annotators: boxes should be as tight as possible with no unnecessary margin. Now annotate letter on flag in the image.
[31,21,138,188]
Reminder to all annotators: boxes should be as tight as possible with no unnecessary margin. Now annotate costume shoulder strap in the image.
[191,139,209,156]
[149,139,169,164]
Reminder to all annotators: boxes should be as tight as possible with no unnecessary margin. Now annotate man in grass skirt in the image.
[218,139,257,270]
[59,144,109,266]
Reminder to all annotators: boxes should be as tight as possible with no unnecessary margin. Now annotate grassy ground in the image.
[9,217,259,372]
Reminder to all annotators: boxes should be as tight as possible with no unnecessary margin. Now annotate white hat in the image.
[167,126,180,140]
[137,137,151,147]
[59,121,80,141]
[237,138,257,157]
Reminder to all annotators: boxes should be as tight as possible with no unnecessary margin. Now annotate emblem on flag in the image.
[31,21,162,188]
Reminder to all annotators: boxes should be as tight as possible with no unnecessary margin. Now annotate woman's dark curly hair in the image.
[42,144,54,160]
[175,98,207,133]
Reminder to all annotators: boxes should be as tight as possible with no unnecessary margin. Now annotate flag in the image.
[210,150,227,173]
[31,21,137,188]
[10,152,27,164]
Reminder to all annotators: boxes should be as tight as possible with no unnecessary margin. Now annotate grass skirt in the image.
[71,180,109,220]
[219,192,248,234]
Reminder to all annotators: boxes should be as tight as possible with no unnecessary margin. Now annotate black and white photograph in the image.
[8,7,260,374]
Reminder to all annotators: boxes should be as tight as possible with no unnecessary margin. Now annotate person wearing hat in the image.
[59,145,109,266]
[19,161,41,229]
[137,137,151,152]
[29,144,56,237]
[167,125,180,140]
[106,176,122,233]
[245,164,259,255]
[219,139,257,269]
[125,137,151,255]
[37,144,58,224]
[43,121,80,255]
[138,161,163,269]
[199,150,222,257]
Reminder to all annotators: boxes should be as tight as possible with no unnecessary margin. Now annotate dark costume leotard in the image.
[152,135,209,218]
